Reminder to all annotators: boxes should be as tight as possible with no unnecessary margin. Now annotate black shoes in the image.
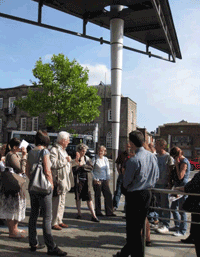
[96,213,104,216]
[91,217,100,222]
[181,236,195,244]
[146,241,152,247]
[47,246,67,256]
[30,244,45,252]
[106,213,116,217]
[113,252,121,257]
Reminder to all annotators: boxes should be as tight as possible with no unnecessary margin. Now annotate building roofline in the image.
[0,84,34,91]
[159,121,200,127]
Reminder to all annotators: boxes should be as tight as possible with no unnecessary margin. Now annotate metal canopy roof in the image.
[33,0,182,60]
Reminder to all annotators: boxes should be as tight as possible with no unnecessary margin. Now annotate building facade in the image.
[0,85,45,143]
[155,120,200,160]
[0,84,137,157]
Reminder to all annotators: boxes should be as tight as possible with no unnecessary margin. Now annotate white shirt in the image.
[92,156,110,180]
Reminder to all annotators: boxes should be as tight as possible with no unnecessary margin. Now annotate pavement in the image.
[0,166,197,257]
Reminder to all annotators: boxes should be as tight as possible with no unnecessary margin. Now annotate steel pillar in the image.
[110,5,124,193]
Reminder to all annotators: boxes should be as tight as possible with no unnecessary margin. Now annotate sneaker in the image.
[47,246,67,256]
[155,225,169,234]
[173,231,184,237]
[150,223,159,229]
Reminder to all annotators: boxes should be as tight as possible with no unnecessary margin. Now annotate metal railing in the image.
[142,188,200,256]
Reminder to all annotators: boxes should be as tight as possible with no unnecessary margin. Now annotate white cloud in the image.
[44,54,53,61]
[81,63,111,85]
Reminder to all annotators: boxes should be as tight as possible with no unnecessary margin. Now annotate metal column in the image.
[110,5,124,192]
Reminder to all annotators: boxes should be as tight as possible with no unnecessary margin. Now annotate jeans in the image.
[29,189,56,250]
[113,174,124,209]
[154,184,170,228]
[120,190,151,257]
[171,195,187,234]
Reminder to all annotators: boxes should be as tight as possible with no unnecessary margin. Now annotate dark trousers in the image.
[120,190,151,257]
[113,174,124,209]
[29,190,56,250]
[93,180,113,215]
[191,213,200,257]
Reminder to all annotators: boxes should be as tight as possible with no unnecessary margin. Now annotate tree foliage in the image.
[15,54,102,130]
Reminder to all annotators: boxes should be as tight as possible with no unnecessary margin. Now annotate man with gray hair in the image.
[50,131,73,230]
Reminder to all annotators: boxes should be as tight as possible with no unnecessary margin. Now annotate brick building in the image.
[0,85,45,143]
[137,127,154,145]
[155,120,200,160]
[0,83,137,157]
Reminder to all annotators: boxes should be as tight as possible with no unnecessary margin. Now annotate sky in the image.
[0,0,199,133]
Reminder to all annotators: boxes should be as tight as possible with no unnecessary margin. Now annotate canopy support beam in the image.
[0,12,175,63]
[38,0,43,24]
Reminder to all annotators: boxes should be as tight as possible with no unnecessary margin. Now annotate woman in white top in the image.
[92,145,115,217]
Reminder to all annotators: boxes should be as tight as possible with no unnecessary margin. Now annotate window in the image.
[106,131,112,149]
[0,98,3,109]
[182,150,192,157]
[108,109,112,121]
[21,118,27,131]
[9,97,16,108]
[0,119,2,132]
[9,97,16,114]
[32,117,38,131]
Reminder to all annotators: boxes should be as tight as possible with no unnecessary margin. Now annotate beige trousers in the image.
[52,192,66,226]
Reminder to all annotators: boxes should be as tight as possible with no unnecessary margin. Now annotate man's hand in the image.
[66,155,71,162]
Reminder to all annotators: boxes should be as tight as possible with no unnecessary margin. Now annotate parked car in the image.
[189,158,200,171]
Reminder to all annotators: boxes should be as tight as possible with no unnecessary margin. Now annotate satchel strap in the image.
[38,149,45,164]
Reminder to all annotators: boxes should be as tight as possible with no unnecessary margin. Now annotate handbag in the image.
[1,167,26,197]
[29,149,52,195]
[182,195,200,213]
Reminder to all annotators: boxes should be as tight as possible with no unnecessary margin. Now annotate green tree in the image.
[15,53,101,130]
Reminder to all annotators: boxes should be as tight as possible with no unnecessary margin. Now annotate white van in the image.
[10,130,95,157]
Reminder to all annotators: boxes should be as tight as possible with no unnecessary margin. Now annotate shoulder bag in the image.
[29,149,52,195]
[1,167,26,197]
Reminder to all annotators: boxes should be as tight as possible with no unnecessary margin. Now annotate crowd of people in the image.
[0,130,117,256]
[0,129,199,257]
[112,132,199,257]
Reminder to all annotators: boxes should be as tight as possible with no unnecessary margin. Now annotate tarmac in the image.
[0,165,197,257]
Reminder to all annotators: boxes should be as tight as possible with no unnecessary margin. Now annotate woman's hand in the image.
[21,147,27,157]
[75,152,85,166]
[75,152,80,162]
[93,179,101,185]
[174,156,180,164]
